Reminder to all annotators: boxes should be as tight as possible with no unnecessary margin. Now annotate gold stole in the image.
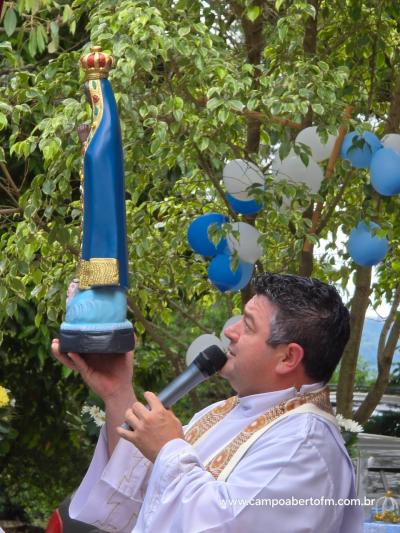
[185,386,335,481]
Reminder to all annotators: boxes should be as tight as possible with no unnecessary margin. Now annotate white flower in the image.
[336,414,363,433]
[82,404,106,427]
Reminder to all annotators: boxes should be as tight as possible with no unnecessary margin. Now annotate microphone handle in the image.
[157,362,207,408]
[121,362,207,429]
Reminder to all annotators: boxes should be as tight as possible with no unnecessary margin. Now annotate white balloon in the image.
[295,126,337,162]
[382,134,400,154]
[223,159,264,201]
[227,222,262,263]
[271,150,324,194]
[185,334,225,366]
[220,315,242,349]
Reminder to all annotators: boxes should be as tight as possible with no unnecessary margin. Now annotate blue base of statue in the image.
[59,287,135,354]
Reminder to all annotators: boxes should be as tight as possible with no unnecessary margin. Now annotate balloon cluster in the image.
[187,126,396,280]
[187,213,262,292]
[340,131,399,266]
[271,126,336,194]
[187,159,265,293]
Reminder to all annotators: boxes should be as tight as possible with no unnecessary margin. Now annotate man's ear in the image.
[276,343,304,375]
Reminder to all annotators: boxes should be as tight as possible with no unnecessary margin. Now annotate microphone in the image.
[157,344,227,408]
[122,345,227,429]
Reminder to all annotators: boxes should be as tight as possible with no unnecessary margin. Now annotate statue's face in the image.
[84,82,92,106]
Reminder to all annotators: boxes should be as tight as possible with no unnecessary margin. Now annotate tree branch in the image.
[0,162,20,198]
[162,295,210,334]
[355,286,400,424]
[377,286,400,361]
[127,296,184,375]
[196,150,238,219]
[0,181,19,205]
[302,0,320,57]
[367,2,384,114]
[0,207,22,216]
[336,265,372,418]
[385,74,400,133]
[315,170,355,234]
[337,63,400,417]
[300,105,352,275]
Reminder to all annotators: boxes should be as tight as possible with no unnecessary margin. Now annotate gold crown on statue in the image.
[80,46,114,80]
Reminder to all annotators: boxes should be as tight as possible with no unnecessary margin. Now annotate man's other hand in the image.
[117,392,184,462]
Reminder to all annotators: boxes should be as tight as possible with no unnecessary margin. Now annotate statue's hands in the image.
[77,123,91,145]
[51,338,134,403]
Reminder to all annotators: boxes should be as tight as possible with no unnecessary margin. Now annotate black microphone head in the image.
[193,345,227,376]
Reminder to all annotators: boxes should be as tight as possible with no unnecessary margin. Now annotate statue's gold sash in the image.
[79,257,119,288]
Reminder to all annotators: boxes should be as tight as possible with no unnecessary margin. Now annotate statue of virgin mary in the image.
[59,46,134,354]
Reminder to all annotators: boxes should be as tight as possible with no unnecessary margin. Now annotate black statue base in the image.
[59,327,135,354]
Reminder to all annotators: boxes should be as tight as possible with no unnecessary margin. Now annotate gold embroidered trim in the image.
[79,258,119,288]
[185,396,239,445]
[78,78,104,270]
[205,386,332,480]
[88,79,103,133]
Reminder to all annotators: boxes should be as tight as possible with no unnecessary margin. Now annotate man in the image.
[52,273,364,532]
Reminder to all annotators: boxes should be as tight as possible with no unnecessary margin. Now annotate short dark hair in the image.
[253,273,350,383]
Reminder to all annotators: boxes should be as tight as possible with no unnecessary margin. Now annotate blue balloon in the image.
[187,213,228,257]
[370,148,400,196]
[226,193,263,215]
[347,222,388,267]
[230,261,254,291]
[208,254,242,292]
[340,131,382,168]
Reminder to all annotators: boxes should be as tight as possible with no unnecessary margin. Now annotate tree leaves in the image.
[0,113,7,131]
[4,8,17,37]
[246,6,261,22]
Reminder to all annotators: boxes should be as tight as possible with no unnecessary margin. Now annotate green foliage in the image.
[0,306,94,523]
[365,362,400,437]
[365,412,400,438]
[330,356,376,388]
[0,386,17,457]
[389,362,400,386]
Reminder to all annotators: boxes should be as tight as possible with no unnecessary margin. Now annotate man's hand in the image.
[51,338,134,403]
[116,392,184,463]
[51,338,136,456]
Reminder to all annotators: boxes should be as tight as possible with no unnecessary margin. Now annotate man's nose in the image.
[224,323,240,342]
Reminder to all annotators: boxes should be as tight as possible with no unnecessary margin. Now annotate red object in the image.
[46,509,63,533]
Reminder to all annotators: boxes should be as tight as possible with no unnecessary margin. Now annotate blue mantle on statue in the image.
[80,77,129,289]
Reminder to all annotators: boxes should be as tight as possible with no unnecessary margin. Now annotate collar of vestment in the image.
[184,383,335,481]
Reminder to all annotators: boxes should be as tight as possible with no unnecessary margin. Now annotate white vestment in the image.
[70,383,364,532]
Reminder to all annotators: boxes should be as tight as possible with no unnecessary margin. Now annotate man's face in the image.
[220,294,285,396]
